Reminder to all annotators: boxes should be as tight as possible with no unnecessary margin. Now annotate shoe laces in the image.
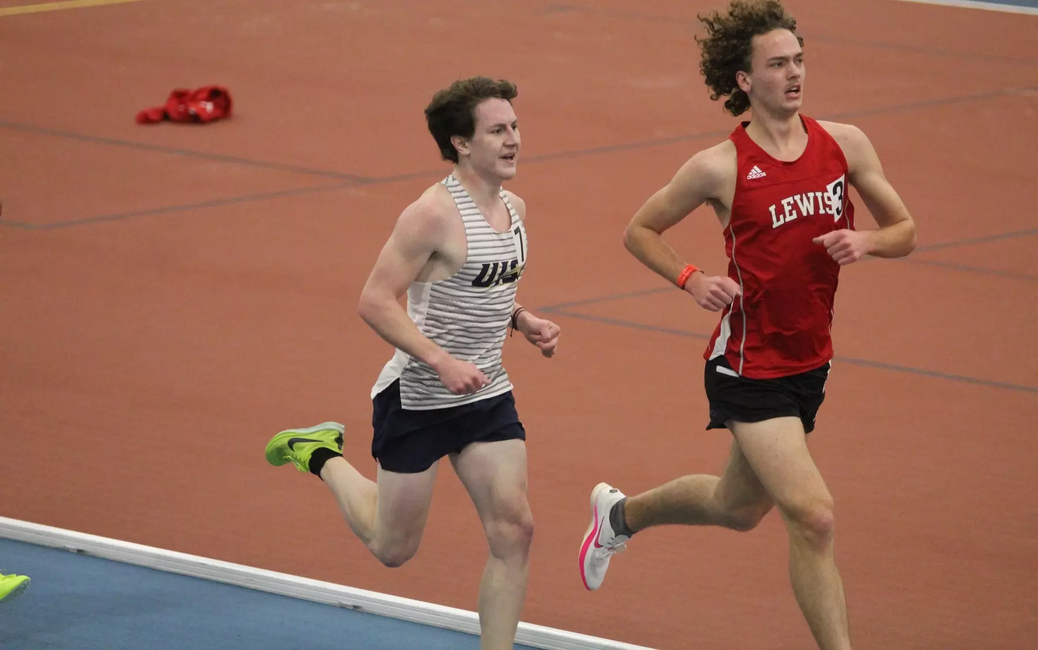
[595,536,628,563]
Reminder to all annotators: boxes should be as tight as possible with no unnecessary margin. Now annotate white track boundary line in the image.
[0,516,654,650]
[895,0,1038,15]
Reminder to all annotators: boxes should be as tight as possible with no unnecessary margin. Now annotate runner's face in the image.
[742,29,805,114]
[455,99,520,180]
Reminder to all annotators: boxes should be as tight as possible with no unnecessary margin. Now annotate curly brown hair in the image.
[424,77,518,163]
[696,0,803,116]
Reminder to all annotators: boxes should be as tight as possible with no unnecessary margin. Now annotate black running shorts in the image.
[704,356,831,433]
[371,379,526,473]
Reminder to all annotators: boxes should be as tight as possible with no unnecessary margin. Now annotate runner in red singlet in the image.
[578,2,917,649]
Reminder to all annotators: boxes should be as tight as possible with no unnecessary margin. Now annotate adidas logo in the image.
[746,165,766,180]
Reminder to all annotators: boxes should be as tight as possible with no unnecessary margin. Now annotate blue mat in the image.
[0,538,538,650]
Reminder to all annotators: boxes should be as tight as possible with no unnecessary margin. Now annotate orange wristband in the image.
[676,264,700,289]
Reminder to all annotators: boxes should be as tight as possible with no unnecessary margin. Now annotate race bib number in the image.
[826,175,846,223]
[512,224,528,268]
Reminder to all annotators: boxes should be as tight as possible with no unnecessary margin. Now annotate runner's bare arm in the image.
[504,191,561,357]
[824,123,917,260]
[503,191,535,330]
[624,146,741,311]
[358,198,453,370]
[623,146,729,285]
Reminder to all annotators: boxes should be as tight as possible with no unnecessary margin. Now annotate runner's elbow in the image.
[623,222,651,253]
[357,288,390,325]
[903,220,918,255]
[622,224,637,252]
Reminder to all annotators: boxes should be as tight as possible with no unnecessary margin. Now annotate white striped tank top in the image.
[371,174,528,410]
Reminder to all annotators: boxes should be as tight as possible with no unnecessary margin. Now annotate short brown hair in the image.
[424,77,519,163]
[696,0,803,116]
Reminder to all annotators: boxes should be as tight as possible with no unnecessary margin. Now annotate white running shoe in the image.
[578,482,630,591]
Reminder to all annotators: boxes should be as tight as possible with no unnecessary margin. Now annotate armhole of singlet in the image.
[727,134,751,201]
[425,177,471,286]
[500,191,520,227]
[808,118,852,174]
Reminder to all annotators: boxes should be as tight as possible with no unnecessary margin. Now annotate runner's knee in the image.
[782,497,836,550]
[485,499,534,560]
[371,536,421,568]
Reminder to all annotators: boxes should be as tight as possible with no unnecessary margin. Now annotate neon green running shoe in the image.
[265,421,344,473]
[0,574,30,604]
